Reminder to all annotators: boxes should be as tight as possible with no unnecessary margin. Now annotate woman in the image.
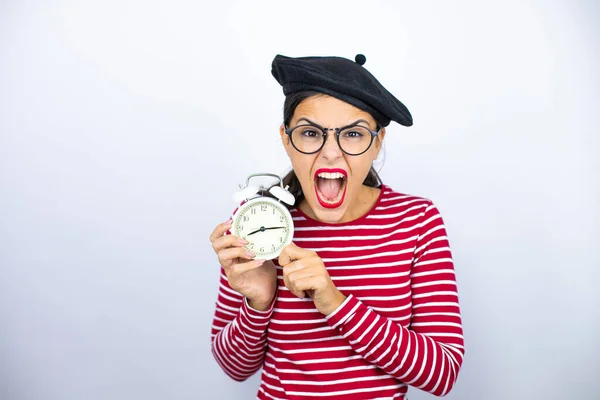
[209,54,464,399]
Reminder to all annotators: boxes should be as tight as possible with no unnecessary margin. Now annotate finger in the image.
[209,218,233,243]
[278,243,316,266]
[231,258,267,275]
[285,264,318,282]
[212,234,247,253]
[291,276,322,294]
[218,247,256,267]
[283,276,306,299]
[284,282,307,299]
[286,266,331,296]
[281,256,321,274]
[283,267,311,299]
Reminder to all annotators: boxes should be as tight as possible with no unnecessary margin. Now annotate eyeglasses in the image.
[284,123,380,156]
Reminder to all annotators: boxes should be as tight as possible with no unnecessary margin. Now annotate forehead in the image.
[292,94,376,126]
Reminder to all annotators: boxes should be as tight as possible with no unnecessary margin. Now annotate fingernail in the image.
[246,250,255,258]
[238,238,248,245]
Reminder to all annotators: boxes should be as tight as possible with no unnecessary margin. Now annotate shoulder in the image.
[378,184,449,236]
[378,184,435,212]
[376,184,447,226]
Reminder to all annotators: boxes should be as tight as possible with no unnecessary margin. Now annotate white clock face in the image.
[232,198,294,260]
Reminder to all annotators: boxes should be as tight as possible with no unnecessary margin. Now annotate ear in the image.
[280,124,292,147]
[279,124,287,143]
[372,127,386,159]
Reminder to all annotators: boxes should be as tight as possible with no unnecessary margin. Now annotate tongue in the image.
[317,177,342,200]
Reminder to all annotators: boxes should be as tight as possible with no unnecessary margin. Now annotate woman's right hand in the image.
[209,219,277,311]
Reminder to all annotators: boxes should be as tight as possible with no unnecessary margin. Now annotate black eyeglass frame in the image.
[284,122,381,156]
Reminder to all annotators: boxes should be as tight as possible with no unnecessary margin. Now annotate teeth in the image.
[317,172,345,179]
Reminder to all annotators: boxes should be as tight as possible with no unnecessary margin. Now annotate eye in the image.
[342,130,364,138]
[301,128,321,138]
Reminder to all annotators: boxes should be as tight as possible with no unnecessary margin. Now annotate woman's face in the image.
[280,94,385,224]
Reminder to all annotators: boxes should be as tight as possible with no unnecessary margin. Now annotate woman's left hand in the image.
[279,242,346,315]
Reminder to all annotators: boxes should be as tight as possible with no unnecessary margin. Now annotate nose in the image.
[320,132,342,162]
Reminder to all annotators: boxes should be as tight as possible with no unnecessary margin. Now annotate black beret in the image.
[271,54,413,127]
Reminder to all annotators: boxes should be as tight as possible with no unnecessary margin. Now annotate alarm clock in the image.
[231,173,295,260]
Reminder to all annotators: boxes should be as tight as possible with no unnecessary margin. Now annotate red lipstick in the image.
[313,168,348,209]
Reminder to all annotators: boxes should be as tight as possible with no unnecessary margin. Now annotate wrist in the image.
[322,289,346,316]
[247,297,274,312]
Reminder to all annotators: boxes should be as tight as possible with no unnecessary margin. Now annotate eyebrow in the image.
[296,118,321,127]
[295,118,373,129]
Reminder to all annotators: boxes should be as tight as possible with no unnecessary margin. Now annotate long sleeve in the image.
[210,267,274,381]
[325,202,464,396]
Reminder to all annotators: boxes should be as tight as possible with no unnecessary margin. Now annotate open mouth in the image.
[314,168,348,209]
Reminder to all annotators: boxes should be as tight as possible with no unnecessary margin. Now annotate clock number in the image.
[279,216,284,222]
[272,208,276,215]
[279,237,283,243]
[251,208,256,215]
[260,247,264,253]
[271,244,276,251]
[261,205,267,212]
[243,216,249,222]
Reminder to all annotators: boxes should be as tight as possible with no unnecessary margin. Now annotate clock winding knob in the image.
[269,185,295,206]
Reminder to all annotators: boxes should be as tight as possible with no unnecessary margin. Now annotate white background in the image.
[1,1,598,399]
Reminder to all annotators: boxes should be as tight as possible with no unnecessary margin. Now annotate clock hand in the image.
[246,226,286,236]
[246,227,264,236]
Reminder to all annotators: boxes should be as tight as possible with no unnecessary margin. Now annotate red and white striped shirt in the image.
[211,185,464,399]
